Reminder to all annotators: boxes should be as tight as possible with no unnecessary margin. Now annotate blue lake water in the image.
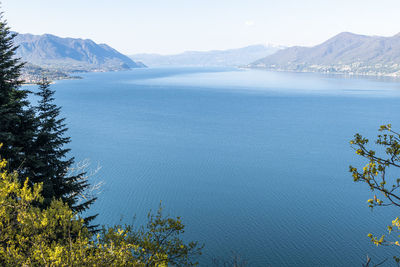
[25,68,400,266]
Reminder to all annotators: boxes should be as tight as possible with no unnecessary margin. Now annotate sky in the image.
[2,0,400,55]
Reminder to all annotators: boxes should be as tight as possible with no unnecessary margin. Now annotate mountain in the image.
[14,33,146,72]
[130,45,284,67]
[249,32,400,76]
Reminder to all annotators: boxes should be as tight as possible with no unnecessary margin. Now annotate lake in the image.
[25,67,400,266]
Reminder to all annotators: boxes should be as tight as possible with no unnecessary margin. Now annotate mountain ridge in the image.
[14,33,146,72]
[249,32,400,76]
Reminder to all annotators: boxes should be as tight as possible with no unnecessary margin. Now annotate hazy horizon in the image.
[4,0,400,54]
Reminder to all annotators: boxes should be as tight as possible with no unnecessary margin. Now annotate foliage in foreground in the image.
[350,124,400,264]
[0,148,202,266]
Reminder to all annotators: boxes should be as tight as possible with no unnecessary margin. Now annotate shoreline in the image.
[242,66,400,80]
[21,76,83,85]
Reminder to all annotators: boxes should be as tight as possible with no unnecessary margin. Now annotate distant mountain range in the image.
[130,45,284,67]
[17,31,400,80]
[249,32,400,76]
[14,33,146,72]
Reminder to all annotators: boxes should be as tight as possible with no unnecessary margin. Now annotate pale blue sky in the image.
[2,0,400,54]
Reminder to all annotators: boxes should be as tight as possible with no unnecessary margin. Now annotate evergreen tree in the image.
[32,78,96,215]
[0,10,96,227]
[0,12,36,173]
